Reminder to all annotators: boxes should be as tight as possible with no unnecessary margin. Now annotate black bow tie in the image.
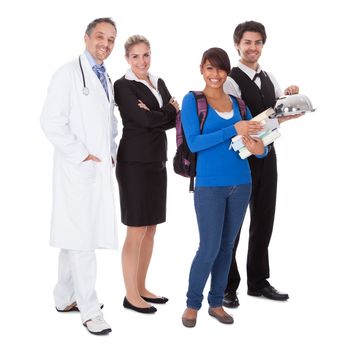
[252,71,264,81]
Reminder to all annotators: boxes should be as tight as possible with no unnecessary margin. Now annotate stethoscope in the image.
[78,56,114,102]
[79,56,90,96]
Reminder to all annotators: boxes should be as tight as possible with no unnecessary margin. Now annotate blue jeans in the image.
[186,184,251,310]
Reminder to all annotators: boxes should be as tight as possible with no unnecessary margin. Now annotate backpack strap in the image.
[190,91,208,131]
[231,95,247,120]
[188,91,209,192]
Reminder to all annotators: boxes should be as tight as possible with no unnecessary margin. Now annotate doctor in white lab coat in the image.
[40,18,118,335]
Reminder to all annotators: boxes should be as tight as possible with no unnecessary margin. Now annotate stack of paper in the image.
[230,107,281,159]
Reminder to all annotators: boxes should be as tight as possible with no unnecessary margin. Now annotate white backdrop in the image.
[1,0,348,349]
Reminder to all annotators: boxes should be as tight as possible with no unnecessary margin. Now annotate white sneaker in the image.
[56,302,104,313]
[84,316,112,335]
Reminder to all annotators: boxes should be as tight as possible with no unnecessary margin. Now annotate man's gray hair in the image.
[85,17,116,36]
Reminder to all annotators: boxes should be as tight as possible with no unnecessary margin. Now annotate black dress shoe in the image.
[223,292,240,308]
[123,297,157,313]
[247,285,289,301]
[141,296,169,304]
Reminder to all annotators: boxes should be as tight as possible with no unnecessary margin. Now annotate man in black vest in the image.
[223,21,300,307]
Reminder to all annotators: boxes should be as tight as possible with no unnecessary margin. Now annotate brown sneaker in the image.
[208,307,234,324]
[182,308,197,328]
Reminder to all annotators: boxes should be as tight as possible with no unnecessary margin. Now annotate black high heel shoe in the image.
[123,297,157,314]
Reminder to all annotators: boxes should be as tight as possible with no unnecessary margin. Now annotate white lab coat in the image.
[41,52,118,250]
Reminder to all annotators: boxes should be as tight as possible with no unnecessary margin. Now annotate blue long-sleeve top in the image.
[181,92,267,187]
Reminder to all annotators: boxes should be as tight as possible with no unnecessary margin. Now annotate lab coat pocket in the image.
[78,160,97,184]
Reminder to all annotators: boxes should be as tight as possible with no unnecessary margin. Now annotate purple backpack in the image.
[173,91,208,192]
[173,91,246,192]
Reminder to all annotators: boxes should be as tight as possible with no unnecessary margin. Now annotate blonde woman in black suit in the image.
[114,35,179,314]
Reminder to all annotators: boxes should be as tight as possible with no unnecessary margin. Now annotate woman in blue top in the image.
[181,47,267,327]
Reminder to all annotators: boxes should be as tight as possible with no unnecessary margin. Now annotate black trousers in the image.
[226,145,278,292]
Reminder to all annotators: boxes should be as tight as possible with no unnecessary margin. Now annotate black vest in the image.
[229,67,276,117]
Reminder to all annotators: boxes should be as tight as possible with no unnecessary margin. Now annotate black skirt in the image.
[116,161,167,227]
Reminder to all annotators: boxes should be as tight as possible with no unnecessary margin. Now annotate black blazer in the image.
[114,76,176,162]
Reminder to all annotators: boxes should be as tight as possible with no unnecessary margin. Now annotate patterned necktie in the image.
[93,64,109,100]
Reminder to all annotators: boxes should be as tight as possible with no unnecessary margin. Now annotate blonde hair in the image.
[124,35,151,56]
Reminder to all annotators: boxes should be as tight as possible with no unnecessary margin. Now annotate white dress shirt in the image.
[224,61,283,130]
[125,69,163,107]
